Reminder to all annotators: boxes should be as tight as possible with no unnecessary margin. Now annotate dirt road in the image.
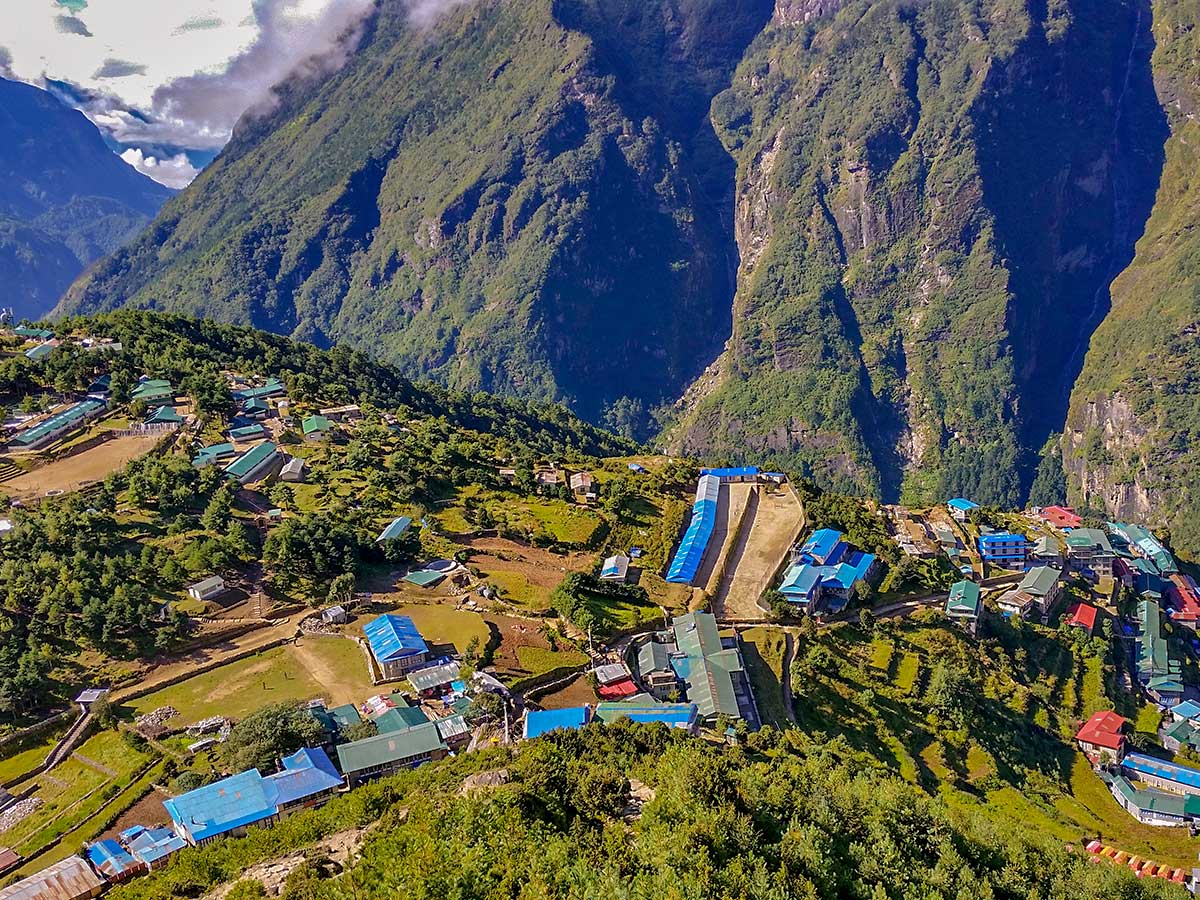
[713,486,804,622]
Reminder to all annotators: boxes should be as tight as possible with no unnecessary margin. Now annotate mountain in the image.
[58,0,774,429]
[0,77,173,320]
[55,0,1195,545]
[1063,0,1200,557]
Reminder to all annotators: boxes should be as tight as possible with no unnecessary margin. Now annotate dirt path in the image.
[713,487,804,622]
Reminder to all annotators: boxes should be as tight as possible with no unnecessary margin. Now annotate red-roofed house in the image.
[1041,505,1083,529]
[597,678,639,700]
[1068,602,1099,636]
[1076,710,1128,764]
[1168,574,1200,630]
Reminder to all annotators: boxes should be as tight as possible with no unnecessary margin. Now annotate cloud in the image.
[0,47,12,77]
[120,148,198,189]
[403,0,474,29]
[93,58,148,79]
[54,15,92,37]
[175,15,225,34]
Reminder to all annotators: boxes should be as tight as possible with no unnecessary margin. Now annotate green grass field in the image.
[369,604,491,657]
[740,627,791,729]
[513,646,589,677]
[0,725,67,785]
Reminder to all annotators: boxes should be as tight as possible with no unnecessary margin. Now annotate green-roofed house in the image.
[637,640,679,700]
[228,423,267,442]
[233,378,285,402]
[241,397,270,420]
[24,341,55,361]
[372,706,429,733]
[224,441,279,484]
[1105,773,1200,827]
[1065,528,1115,580]
[402,570,445,588]
[9,398,106,450]
[13,326,53,340]
[192,442,237,468]
[1162,718,1200,754]
[131,379,174,405]
[1136,599,1184,705]
[671,611,752,725]
[945,581,981,633]
[145,406,183,426]
[335,721,448,787]
[302,415,333,440]
[998,565,1063,621]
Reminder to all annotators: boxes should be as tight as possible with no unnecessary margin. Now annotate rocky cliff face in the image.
[670,0,1165,507]
[1065,0,1200,557]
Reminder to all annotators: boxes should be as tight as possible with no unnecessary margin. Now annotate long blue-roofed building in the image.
[1122,751,1200,798]
[524,706,591,739]
[364,614,430,680]
[665,474,721,584]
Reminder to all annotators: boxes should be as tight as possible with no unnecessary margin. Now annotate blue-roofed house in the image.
[978,532,1030,567]
[699,466,759,482]
[1122,752,1200,798]
[375,516,412,543]
[86,838,145,882]
[780,530,878,614]
[798,528,845,565]
[266,754,343,812]
[164,769,279,846]
[282,746,340,780]
[1171,700,1200,724]
[947,498,979,521]
[125,827,187,870]
[524,706,591,739]
[364,614,430,680]
[600,554,630,582]
[593,701,698,734]
[779,563,824,610]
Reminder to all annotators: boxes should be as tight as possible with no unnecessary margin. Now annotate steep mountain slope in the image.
[59,0,773,431]
[669,0,1165,506]
[1063,0,1200,558]
[0,77,172,319]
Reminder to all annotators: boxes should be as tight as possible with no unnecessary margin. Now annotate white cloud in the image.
[120,148,201,189]
[404,0,474,29]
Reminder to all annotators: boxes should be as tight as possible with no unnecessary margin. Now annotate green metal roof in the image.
[1018,566,1060,597]
[1108,774,1200,816]
[638,641,670,676]
[145,405,182,424]
[671,612,741,720]
[224,441,278,480]
[335,722,446,774]
[302,415,333,435]
[228,424,265,440]
[402,570,445,587]
[131,379,173,401]
[946,580,981,616]
[1065,528,1113,552]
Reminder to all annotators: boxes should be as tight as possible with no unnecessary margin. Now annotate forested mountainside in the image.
[672,0,1164,508]
[0,78,172,320]
[1064,0,1200,558]
[56,0,1196,544]
[57,0,774,429]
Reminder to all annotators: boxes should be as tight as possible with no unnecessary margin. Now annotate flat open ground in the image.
[713,486,804,621]
[126,639,375,723]
[0,434,161,498]
[456,537,591,611]
[535,673,599,709]
[694,483,753,593]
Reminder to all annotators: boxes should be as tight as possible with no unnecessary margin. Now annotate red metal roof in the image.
[1068,602,1098,630]
[1042,505,1082,528]
[1075,710,1127,750]
[1169,574,1200,623]
[596,678,639,699]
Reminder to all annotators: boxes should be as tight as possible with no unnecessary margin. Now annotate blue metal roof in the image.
[524,706,590,739]
[163,769,277,843]
[86,839,142,878]
[799,528,843,565]
[377,516,413,542]
[665,475,722,584]
[779,563,822,600]
[699,466,759,478]
[264,765,342,805]
[282,747,340,780]
[1123,752,1200,790]
[127,827,187,865]
[979,532,1027,544]
[947,498,979,511]
[1171,701,1200,722]
[364,614,429,664]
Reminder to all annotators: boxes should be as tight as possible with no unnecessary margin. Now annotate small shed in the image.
[600,555,630,582]
[280,457,306,482]
[569,472,593,493]
[187,576,225,601]
[321,606,348,625]
[74,688,108,713]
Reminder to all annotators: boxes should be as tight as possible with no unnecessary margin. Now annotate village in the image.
[1,322,1200,895]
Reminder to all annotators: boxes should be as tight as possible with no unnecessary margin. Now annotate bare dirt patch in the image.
[714,486,804,621]
[483,613,556,673]
[1,434,161,498]
[96,788,170,841]
[534,674,598,709]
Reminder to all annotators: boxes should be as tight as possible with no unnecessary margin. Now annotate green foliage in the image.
[221,703,324,774]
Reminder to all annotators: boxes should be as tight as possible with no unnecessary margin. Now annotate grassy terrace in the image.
[739,627,791,729]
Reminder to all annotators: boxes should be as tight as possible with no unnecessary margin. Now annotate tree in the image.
[466,691,503,723]
[327,572,356,606]
[343,719,379,742]
[222,702,324,772]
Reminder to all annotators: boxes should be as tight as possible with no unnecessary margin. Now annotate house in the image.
[301,415,333,440]
[600,555,630,582]
[9,398,106,450]
[700,466,760,483]
[165,752,342,845]
[187,576,225,601]
[145,405,183,426]
[0,848,17,873]
[1030,536,1062,567]
[594,662,638,700]
[241,398,270,420]
[1108,522,1177,575]
[228,423,267,442]
[0,855,104,900]
[364,614,430,680]
[524,706,591,740]
[1161,718,1200,754]
[402,570,445,589]
[434,714,471,750]
[280,456,306,482]
[1065,528,1115,579]
[121,826,187,870]
[569,472,593,494]
[131,379,174,405]
[1135,600,1184,705]
[947,498,979,521]
[497,467,517,483]
[665,474,721,585]
[1075,710,1127,764]
[1170,700,1200,724]
[778,563,825,611]
[671,611,752,724]
[376,516,412,543]
[85,839,145,882]
[778,529,878,614]
[999,565,1063,620]
[1105,773,1200,827]
[24,341,57,362]
[628,463,647,474]
[945,581,981,633]
[321,606,348,625]
[336,722,448,787]
[1122,752,1200,798]
[74,689,108,713]
[1067,602,1099,636]
[232,378,285,402]
[318,404,362,422]
[1039,505,1082,529]
[224,441,279,484]
[978,532,1029,568]
[637,641,679,700]
[593,700,699,734]
[192,442,236,469]
[408,662,460,696]
[1167,573,1200,630]
[535,468,560,487]
[12,326,53,341]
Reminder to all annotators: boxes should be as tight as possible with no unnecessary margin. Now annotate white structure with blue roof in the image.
[947,498,979,521]
[665,475,721,585]
[1122,751,1200,797]
[778,528,878,614]
[364,614,430,680]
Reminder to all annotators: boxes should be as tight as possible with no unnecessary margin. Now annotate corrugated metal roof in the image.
[1123,752,1200,790]
[593,701,697,728]
[264,766,341,805]
[11,399,106,447]
[224,441,278,480]
[163,769,277,843]
[376,516,412,542]
[364,615,429,665]
[336,721,446,773]
[85,839,142,878]
[127,827,186,866]
[281,747,339,780]
[524,707,590,739]
[408,662,460,692]
[0,855,104,900]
